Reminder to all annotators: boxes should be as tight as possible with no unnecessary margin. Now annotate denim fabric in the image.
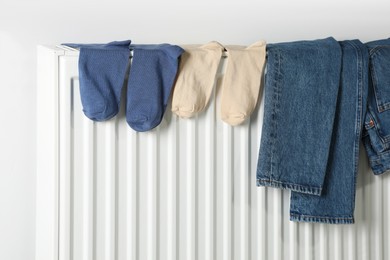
[256,37,341,195]
[62,41,131,121]
[290,40,369,224]
[362,39,390,175]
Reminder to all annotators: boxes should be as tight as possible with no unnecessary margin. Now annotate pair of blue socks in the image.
[63,41,183,132]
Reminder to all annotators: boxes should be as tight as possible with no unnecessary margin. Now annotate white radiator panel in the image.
[36,46,390,260]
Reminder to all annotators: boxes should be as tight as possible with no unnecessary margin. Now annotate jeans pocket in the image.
[370,46,390,112]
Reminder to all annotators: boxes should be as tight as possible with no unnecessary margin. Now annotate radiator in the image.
[36,45,390,260]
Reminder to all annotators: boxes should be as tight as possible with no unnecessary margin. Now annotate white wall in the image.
[0,0,389,259]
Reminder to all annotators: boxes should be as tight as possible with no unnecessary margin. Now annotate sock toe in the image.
[128,117,162,132]
[172,105,196,118]
[222,113,247,126]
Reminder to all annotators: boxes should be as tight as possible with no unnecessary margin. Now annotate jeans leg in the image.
[257,38,342,195]
[289,40,369,224]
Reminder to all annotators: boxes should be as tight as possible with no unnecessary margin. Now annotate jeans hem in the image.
[290,213,354,224]
[257,178,322,196]
[371,165,390,176]
[367,151,390,175]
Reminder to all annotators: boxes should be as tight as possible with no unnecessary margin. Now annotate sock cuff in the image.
[200,41,225,51]
[130,44,184,61]
[161,45,185,59]
[105,40,132,47]
[63,40,132,50]
[224,40,267,53]
[79,47,130,55]
[181,41,224,53]
[247,40,266,49]
[224,41,267,71]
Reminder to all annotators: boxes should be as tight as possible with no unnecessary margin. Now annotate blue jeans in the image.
[257,37,342,196]
[290,40,369,224]
[363,39,390,175]
[257,38,369,224]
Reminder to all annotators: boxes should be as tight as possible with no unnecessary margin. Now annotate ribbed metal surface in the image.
[57,53,390,260]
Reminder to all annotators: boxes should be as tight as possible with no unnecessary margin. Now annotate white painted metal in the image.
[37,46,390,260]
[36,46,63,260]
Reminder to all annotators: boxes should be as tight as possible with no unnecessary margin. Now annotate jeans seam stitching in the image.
[290,213,354,222]
[352,42,363,212]
[270,50,282,180]
[257,178,322,194]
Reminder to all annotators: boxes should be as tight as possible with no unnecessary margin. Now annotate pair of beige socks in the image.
[171,41,266,126]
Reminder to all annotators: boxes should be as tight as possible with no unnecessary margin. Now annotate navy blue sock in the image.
[126,44,184,131]
[62,40,131,121]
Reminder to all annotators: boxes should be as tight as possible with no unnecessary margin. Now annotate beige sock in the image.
[220,41,266,125]
[171,41,224,118]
